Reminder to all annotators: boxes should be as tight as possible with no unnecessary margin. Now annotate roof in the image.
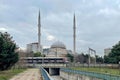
[51,41,66,49]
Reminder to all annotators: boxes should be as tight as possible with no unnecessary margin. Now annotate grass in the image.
[0,68,26,80]
[71,67,120,76]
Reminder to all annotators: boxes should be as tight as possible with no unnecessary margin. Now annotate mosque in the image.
[27,41,68,57]
[27,10,76,58]
[46,41,67,57]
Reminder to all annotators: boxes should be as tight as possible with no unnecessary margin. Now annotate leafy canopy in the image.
[0,32,18,70]
[104,41,120,64]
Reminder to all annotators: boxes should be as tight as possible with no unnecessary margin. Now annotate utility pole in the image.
[88,48,96,67]
[88,48,90,67]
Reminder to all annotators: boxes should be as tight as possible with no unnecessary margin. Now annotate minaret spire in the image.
[38,10,41,52]
[73,13,76,55]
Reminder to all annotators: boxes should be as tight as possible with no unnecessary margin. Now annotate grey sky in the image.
[0,0,120,56]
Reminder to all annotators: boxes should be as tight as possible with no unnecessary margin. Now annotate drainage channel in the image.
[43,68,63,80]
[51,76,62,80]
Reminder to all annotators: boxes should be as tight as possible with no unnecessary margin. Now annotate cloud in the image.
[0,4,10,11]
[82,0,86,3]
[47,35,56,41]
[1,0,120,56]
[43,46,50,49]
[0,27,8,32]
[94,0,103,5]
[77,39,92,45]
[0,24,9,32]
[42,28,56,41]
[98,7,120,15]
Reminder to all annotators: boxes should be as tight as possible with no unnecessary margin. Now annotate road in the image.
[10,69,42,80]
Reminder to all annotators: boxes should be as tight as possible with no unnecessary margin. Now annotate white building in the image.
[27,42,42,53]
[104,48,111,56]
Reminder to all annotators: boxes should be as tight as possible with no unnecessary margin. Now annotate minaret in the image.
[38,10,41,52]
[73,13,76,55]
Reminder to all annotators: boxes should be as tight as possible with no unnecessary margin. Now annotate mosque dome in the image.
[51,41,66,49]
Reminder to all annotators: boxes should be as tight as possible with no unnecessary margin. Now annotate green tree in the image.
[34,52,45,57]
[34,52,42,57]
[104,55,110,63]
[96,55,103,63]
[108,41,120,63]
[0,32,18,70]
[66,53,74,62]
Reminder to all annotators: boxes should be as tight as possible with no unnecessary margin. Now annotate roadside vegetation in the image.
[104,41,120,64]
[0,32,18,71]
[0,69,26,80]
[72,67,120,76]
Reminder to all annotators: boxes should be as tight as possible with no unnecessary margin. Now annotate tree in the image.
[17,49,27,68]
[34,52,45,57]
[0,32,18,70]
[83,54,89,63]
[75,53,84,63]
[96,55,103,63]
[107,41,120,64]
[104,55,109,63]
[66,53,74,62]
[34,52,42,57]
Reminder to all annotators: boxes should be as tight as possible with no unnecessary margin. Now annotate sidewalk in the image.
[10,69,42,80]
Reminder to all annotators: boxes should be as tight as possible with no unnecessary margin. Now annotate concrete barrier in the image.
[40,67,54,80]
[60,68,120,80]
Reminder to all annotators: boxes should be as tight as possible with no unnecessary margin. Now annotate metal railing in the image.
[40,67,54,80]
[61,68,120,80]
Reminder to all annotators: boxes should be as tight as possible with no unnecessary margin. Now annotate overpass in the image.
[23,57,120,80]
[24,57,67,75]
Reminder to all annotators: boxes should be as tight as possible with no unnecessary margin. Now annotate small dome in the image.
[51,41,66,49]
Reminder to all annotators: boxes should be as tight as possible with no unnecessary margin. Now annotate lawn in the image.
[0,69,26,80]
[72,67,120,76]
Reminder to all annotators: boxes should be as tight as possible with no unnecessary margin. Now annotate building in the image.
[46,41,67,57]
[104,48,111,56]
[27,42,42,53]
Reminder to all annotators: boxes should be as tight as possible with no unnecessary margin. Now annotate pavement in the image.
[10,69,42,80]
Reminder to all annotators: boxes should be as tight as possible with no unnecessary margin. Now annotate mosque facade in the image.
[46,41,67,57]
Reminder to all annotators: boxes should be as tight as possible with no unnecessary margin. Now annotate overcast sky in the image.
[0,0,120,56]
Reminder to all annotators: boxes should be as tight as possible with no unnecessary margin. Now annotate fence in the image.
[40,67,54,80]
[66,63,119,69]
[61,68,120,80]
